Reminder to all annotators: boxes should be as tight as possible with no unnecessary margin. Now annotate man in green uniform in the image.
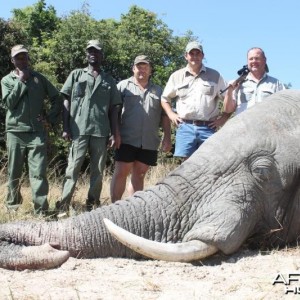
[56,40,121,213]
[1,44,62,214]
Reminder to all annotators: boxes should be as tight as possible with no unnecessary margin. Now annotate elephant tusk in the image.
[103,218,218,262]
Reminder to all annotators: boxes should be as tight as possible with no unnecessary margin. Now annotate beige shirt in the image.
[233,73,285,115]
[162,65,227,120]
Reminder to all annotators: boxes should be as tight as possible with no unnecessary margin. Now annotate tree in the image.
[11,0,59,45]
[46,7,114,83]
[44,5,194,86]
[106,5,194,85]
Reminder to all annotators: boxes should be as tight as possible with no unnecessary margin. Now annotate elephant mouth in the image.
[103,218,218,262]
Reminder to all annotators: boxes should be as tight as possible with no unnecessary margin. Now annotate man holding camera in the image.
[223,47,284,115]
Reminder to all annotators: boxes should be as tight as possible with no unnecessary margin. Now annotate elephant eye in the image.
[250,157,274,182]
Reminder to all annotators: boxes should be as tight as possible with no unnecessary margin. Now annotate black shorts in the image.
[114,144,158,166]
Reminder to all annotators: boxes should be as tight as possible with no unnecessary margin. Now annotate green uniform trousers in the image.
[6,132,49,213]
[60,135,108,209]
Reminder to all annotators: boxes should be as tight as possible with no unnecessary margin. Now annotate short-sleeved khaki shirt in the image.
[162,65,227,121]
[233,73,285,115]
[61,68,121,138]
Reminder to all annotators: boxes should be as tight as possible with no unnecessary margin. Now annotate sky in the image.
[2,0,300,89]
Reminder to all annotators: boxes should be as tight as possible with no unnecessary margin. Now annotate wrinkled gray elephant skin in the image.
[1,89,300,270]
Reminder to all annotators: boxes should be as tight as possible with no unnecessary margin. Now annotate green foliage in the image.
[12,0,59,45]
[47,10,109,83]
[105,5,193,84]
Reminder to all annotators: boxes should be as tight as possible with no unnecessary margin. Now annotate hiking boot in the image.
[85,199,94,212]
[85,199,101,211]
[55,200,69,212]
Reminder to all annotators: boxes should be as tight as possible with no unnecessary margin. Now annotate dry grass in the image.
[0,161,179,222]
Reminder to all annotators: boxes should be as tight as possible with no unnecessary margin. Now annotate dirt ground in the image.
[0,247,300,300]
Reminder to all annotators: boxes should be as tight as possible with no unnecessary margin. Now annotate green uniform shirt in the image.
[1,70,62,132]
[61,68,121,138]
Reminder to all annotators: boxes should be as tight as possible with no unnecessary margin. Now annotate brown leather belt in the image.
[182,119,210,126]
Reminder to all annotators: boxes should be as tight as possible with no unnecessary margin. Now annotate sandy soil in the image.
[0,247,300,300]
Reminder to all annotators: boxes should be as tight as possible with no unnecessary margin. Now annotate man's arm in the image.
[108,104,121,149]
[1,77,28,110]
[62,96,72,140]
[223,85,237,114]
[160,114,172,152]
[161,100,182,126]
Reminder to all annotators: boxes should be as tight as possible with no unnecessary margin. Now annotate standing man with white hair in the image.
[223,47,285,116]
[161,41,229,160]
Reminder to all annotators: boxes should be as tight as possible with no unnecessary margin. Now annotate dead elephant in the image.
[1,89,300,270]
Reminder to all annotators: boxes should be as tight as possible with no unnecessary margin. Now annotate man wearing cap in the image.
[223,47,285,116]
[110,55,172,202]
[161,41,230,160]
[1,44,62,215]
[56,40,121,213]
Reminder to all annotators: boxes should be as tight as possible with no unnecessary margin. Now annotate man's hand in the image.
[168,111,183,127]
[209,113,232,130]
[17,68,30,83]
[62,129,72,141]
[108,134,121,149]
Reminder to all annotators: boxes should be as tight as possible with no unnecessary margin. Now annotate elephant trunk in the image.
[0,184,191,269]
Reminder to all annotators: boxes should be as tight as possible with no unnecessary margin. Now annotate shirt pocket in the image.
[73,81,87,99]
[148,93,161,111]
[260,89,273,99]
[99,81,111,94]
[200,81,215,95]
[176,83,190,99]
[240,87,254,103]
[122,94,141,113]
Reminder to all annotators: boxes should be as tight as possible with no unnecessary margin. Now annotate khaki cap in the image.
[86,40,102,51]
[185,41,203,53]
[134,55,151,65]
[11,44,28,57]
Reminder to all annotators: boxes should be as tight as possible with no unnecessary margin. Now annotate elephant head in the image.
[1,89,300,270]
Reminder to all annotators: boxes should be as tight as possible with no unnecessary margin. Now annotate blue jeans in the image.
[174,123,215,158]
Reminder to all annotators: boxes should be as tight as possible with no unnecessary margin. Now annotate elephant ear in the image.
[0,242,70,270]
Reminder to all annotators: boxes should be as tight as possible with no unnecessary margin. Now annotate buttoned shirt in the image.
[161,65,227,121]
[233,73,285,115]
[61,68,121,138]
[117,77,163,150]
[1,70,62,133]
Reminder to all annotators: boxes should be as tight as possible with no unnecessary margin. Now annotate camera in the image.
[237,65,249,76]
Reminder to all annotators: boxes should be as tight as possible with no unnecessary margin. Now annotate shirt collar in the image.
[184,64,206,77]
[246,72,268,83]
[129,76,152,88]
